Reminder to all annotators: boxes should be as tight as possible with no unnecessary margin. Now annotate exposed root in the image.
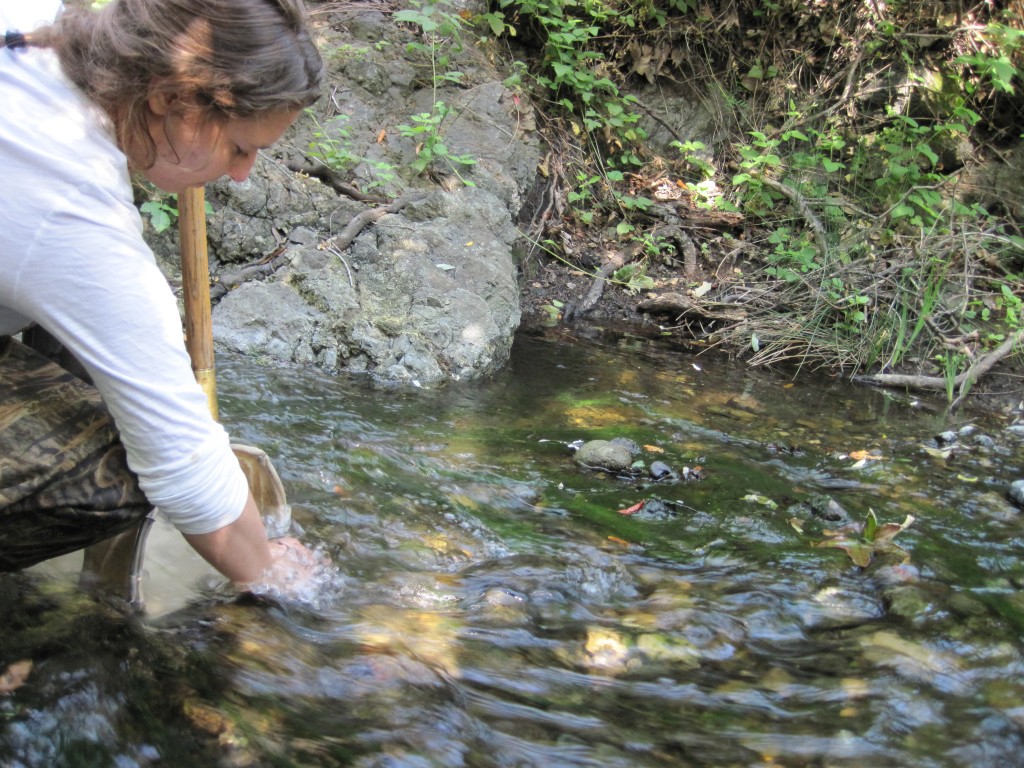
[854,328,1024,408]
[211,192,429,301]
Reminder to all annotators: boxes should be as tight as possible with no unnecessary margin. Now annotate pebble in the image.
[1009,479,1024,509]
[649,461,673,480]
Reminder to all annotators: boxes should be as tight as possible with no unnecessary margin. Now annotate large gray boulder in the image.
[212,187,521,384]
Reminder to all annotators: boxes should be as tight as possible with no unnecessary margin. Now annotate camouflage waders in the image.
[0,336,151,572]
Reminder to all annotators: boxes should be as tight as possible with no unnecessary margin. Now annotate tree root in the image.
[637,292,748,323]
[563,252,625,323]
[210,192,429,301]
[758,176,829,260]
[286,159,386,204]
[853,328,1024,408]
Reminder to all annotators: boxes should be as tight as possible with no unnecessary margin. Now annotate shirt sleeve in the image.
[9,180,249,535]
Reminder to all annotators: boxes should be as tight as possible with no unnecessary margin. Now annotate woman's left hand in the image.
[245,536,329,599]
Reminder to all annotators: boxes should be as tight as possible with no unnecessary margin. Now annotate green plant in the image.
[489,0,648,155]
[307,112,358,173]
[612,262,655,294]
[140,198,178,233]
[633,231,675,260]
[934,350,968,402]
[731,131,784,212]
[957,22,1024,95]
[139,193,214,234]
[393,1,477,181]
[822,276,870,331]
[764,227,817,281]
[540,299,564,325]
[396,101,476,180]
[671,139,715,180]
[306,109,398,190]
[567,171,603,224]
[812,509,915,567]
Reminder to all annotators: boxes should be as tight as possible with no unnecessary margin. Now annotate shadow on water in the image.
[3,327,1024,767]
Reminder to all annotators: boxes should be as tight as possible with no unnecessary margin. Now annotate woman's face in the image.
[142,93,299,193]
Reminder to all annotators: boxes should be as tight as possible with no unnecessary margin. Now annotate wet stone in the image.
[573,439,635,474]
[885,585,941,623]
[972,433,996,449]
[610,437,641,455]
[649,461,673,480]
[632,499,677,521]
[1009,479,1024,509]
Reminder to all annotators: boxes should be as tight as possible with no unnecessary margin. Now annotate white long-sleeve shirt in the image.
[0,0,249,535]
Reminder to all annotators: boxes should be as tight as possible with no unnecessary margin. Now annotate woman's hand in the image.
[256,536,326,595]
[185,493,330,601]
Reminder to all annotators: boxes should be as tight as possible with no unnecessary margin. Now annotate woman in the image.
[0,0,325,591]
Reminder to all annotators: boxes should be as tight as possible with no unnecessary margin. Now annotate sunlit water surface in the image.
[3,328,1024,767]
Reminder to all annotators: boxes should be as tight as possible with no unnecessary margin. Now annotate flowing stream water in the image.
[2,328,1024,767]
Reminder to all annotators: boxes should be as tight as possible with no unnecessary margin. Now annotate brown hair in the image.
[26,0,324,168]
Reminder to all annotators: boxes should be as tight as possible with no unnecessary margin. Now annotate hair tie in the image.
[4,30,27,49]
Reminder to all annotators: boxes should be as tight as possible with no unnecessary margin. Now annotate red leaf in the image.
[617,500,645,515]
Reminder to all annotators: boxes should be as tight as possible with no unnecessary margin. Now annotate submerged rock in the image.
[573,439,634,474]
[649,460,673,480]
[1009,479,1024,509]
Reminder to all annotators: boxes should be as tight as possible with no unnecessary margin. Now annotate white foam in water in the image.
[245,549,346,610]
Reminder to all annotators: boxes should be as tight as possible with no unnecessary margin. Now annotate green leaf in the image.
[863,509,879,541]
[140,201,172,233]
[552,62,574,80]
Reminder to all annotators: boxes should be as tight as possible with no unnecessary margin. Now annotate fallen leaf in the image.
[0,660,32,694]
[814,535,874,567]
[691,281,713,297]
[743,493,778,510]
[872,515,914,544]
[617,500,645,515]
[848,450,882,461]
[921,445,954,460]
